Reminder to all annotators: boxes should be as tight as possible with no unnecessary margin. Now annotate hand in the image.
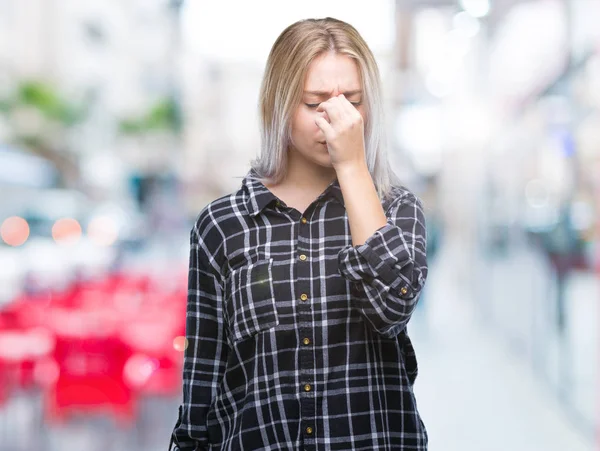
[314,94,367,172]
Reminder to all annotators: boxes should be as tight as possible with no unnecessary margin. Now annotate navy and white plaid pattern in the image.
[170,169,428,450]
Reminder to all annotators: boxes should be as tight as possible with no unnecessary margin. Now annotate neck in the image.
[282,146,337,191]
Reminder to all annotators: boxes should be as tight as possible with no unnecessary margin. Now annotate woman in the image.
[170,17,428,451]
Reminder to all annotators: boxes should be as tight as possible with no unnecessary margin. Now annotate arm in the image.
[314,94,427,338]
[170,224,228,450]
[336,162,388,247]
[337,187,428,339]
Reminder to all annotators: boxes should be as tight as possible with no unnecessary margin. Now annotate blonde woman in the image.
[170,17,428,451]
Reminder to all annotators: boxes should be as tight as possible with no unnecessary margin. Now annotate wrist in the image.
[335,160,369,180]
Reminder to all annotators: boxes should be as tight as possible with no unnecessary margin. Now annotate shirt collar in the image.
[242,169,345,217]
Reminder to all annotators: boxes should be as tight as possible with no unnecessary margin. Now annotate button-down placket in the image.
[296,211,316,449]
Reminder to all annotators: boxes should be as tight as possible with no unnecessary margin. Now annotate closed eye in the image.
[304,102,362,108]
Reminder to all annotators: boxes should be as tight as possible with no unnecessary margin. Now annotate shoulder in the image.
[382,185,423,213]
[191,188,246,240]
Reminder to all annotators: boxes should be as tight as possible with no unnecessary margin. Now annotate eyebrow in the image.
[304,90,363,96]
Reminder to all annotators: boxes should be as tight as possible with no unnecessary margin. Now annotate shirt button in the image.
[303,337,311,345]
[300,293,308,302]
[299,254,307,261]
[304,384,312,392]
[400,286,409,295]
[306,426,313,435]
[301,217,308,224]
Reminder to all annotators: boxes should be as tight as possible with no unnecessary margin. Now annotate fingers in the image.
[317,94,360,123]
[315,116,334,137]
[337,94,364,123]
[335,94,357,116]
[316,95,345,123]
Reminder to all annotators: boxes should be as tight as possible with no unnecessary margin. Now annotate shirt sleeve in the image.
[170,224,228,451]
[337,191,428,338]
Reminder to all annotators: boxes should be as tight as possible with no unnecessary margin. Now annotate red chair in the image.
[44,308,135,426]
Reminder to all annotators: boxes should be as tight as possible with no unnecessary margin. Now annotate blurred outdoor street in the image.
[1,0,599,450]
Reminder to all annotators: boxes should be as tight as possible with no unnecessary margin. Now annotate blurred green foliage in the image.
[0,80,88,185]
[0,80,87,126]
[19,81,85,125]
[119,97,181,135]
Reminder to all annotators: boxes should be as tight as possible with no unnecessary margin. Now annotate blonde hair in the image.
[248,17,401,202]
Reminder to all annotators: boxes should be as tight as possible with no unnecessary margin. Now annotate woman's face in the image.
[289,52,366,168]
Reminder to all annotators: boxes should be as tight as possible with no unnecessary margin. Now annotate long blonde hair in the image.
[249,17,401,201]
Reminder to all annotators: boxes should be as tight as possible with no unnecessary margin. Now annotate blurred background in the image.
[0,0,598,450]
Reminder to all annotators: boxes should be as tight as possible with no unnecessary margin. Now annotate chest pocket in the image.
[224,258,279,344]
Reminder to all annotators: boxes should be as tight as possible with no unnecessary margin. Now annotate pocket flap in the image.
[225,259,279,343]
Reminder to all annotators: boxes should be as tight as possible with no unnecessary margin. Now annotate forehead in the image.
[303,52,361,91]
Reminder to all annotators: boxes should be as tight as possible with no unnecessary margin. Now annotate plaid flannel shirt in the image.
[170,168,428,450]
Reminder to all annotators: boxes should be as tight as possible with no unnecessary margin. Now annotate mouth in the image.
[318,141,326,145]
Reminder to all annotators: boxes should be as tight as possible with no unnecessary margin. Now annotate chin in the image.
[314,155,334,168]
[293,145,333,168]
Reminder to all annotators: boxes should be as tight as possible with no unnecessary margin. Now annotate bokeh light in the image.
[124,354,160,388]
[52,218,82,244]
[1,216,30,246]
[459,0,490,18]
[173,336,188,352]
[87,215,119,247]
